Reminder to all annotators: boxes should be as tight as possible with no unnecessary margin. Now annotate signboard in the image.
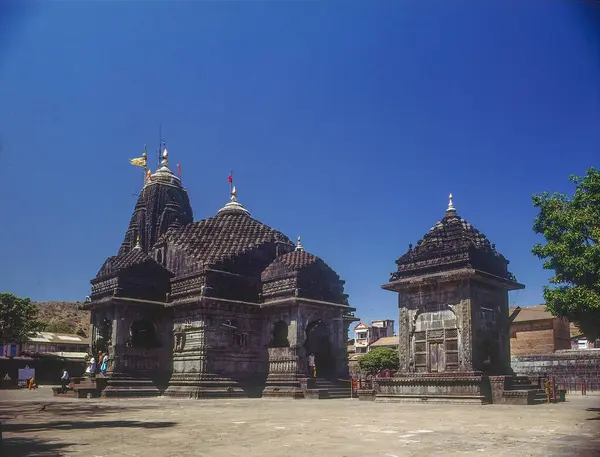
[18,366,35,381]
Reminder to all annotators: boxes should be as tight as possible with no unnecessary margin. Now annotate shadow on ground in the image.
[0,400,157,421]
[4,419,177,433]
[0,400,176,456]
[586,407,600,421]
[1,436,80,457]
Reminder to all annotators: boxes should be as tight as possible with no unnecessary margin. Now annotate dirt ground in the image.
[1,388,599,457]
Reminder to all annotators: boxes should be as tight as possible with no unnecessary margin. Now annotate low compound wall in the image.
[511,349,600,392]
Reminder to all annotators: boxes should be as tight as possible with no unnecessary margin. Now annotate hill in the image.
[34,301,90,337]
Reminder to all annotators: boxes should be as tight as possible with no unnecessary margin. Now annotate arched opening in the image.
[269,321,289,348]
[130,319,161,349]
[304,320,335,377]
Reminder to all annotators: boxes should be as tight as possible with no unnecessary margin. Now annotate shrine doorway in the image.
[304,320,335,377]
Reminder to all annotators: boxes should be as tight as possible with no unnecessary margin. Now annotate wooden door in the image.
[428,342,445,373]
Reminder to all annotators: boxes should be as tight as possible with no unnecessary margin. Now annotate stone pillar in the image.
[398,300,410,372]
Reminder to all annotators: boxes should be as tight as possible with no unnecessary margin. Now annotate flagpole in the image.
[158,124,162,167]
[143,145,148,188]
[229,169,233,195]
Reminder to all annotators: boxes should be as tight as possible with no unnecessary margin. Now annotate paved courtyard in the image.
[1,388,599,457]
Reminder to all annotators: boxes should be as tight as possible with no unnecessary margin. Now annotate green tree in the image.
[0,292,45,344]
[357,347,399,375]
[532,167,600,340]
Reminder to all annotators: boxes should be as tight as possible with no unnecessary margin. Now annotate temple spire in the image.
[295,236,304,252]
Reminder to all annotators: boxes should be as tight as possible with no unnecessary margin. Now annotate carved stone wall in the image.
[108,304,170,378]
[470,281,511,374]
[397,280,474,374]
[168,301,266,391]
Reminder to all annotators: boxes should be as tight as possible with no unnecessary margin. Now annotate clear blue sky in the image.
[0,1,598,323]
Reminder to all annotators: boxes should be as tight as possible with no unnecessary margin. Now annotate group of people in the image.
[85,352,109,377]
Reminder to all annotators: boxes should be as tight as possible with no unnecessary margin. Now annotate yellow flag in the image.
[129,156,147,167]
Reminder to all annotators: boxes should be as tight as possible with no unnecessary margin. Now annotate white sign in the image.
[18,367,35,381]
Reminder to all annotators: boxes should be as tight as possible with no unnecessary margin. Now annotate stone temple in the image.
[83,149,356,399]
[372,195,546,404]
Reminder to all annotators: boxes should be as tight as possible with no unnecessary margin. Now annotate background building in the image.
[509,306,571,356]
[353,320,394,354]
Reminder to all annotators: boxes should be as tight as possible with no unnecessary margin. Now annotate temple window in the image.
[269,320,290,348]
[130,319,162,349]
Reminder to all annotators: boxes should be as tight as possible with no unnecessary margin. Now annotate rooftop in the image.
[370,336,399,347]
[27,332,89,344]
[509,305,556,323]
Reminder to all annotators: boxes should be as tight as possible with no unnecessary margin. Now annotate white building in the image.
[353,320,395,354]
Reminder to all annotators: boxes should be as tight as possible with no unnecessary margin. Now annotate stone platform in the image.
[363,372,549,405]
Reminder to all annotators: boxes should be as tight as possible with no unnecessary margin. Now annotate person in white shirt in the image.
[308,353,316,377]
[60,369,69,394]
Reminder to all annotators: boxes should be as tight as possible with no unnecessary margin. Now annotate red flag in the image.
[177,164,181,176]
[228,172,233,183]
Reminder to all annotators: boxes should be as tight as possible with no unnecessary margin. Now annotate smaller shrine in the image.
[368,195,547,404]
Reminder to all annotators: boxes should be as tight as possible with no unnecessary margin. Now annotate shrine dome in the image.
[389,194,519,283]
[261,237,348,304]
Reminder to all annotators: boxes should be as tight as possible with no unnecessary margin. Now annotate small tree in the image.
[0,292,45,345]
[357,347,399,375]
[532,167,600,340]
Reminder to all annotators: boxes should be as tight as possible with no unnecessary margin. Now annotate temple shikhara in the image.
[83,147,356,399]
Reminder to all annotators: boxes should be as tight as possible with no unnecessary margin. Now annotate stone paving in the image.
[1,388,599,457]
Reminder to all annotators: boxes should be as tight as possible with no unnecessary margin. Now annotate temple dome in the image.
[261,237,348,304]
[390,194,515,282]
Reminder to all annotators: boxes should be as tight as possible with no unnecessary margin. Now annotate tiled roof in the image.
[165,211,293,268]
[390,206,514,281]
[509,305,555,323]
[97,248,157,278]
[261,250,323,281]
[370,336,399,347]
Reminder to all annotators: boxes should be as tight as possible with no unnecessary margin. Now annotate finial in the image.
[217,183,250,216]
[296,236,304,252]
[146,169,152,181]
[134,234,141,249]
[161,148,169,167]
[447,193,455,212]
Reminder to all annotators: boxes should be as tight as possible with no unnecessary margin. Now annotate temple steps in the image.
[502,376,547,404]
[307,377,352,399]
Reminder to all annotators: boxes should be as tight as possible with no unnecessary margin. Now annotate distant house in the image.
[570,324,600,350]
[509,306,571,356]
[354,320,395,354]
[9,332,90,361]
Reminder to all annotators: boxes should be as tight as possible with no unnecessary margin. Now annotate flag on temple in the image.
[177,164,181,176]
[228,172,233,183]
[130,156,147,167]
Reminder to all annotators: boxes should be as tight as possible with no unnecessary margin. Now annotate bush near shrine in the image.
[357,347,399,375]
